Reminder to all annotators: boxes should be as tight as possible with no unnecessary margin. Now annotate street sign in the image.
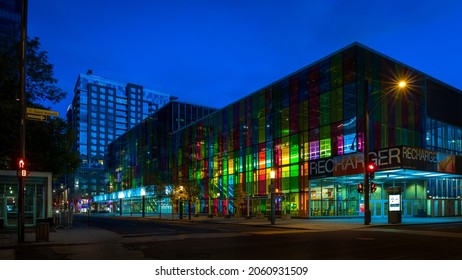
[27,114,47,121]
[26,107,59,116]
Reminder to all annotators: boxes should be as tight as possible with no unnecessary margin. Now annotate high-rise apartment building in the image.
[0,0,22,52]
[67,70,170,210]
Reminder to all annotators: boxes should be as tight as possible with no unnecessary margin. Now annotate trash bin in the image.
[36,222,49,242]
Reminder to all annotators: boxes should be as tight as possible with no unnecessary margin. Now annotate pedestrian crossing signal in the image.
[17,158,28,177]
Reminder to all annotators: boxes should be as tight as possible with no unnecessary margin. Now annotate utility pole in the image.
[363,80,371,225]
[18,0,29,243]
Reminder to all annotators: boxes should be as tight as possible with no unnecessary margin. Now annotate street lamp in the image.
[141,188,146,217]
[362,79,407,225]
[208,172,212,217]
[118,192,124,216]
[269,169,276,225]
[216,192,220,216]
[179,185,184,219]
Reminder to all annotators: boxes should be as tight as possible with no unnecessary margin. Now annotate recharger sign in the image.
[309,153,367,179]
[309,146,444,179]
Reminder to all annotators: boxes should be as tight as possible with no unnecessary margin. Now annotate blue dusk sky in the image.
[28,0,462,117]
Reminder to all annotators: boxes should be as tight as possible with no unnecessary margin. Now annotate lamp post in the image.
[208,177,212,217]
[118,193,123,216]
[269,169,276,225]
[363,80,371,225]
[141,188,146,217]
[216,192,220,216]
[363,79,407,225]
[179,185,184,219]
[16,0,28,244]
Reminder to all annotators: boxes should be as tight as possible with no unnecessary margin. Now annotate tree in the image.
[183,180,201,220]
[173,177,201,220]
[234,183,246,218]
[147,174,171,219]
[0,37,79,177]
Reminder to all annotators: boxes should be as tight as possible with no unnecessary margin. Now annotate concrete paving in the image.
[1,215,461,250]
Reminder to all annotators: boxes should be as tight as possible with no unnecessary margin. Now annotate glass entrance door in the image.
[25,185,36,226]
[5,186,18,227]
[370,200,386,218]
[4,184,38,227]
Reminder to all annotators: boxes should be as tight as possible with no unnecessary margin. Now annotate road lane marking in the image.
[247,229,308,235]
[355,237,376,241]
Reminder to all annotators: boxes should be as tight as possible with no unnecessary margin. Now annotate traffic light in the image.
[357,183,363,194]
[17,158,28,177]
[366,162,377,179]
[370,182,377,193]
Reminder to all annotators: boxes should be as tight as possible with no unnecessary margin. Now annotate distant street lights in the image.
[179,185,184,219]
[141,188,146,217]
[118,193,124,216]
[269,169,276,225]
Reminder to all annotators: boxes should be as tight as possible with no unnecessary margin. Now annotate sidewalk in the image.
[1,215,461,250]
[174,214,462,231]
[0,224,121,249]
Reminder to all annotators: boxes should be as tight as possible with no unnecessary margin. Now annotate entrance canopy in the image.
[310,168,462,186]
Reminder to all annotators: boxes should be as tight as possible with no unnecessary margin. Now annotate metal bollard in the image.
[55,211,63,229]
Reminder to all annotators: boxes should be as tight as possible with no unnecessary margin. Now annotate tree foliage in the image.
[0,37,79,178]
[172,177,201,220]
[146,174,171,218]
[234,183,246,217]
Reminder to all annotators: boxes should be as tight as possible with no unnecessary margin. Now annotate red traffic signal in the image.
[357,183,363,194]
[366,162,377,179]
[371,183,377,193]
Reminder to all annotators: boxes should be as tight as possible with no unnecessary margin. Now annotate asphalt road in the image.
[13,215,462,260]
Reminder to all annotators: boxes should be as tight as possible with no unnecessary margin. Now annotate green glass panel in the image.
[331,87,342,122]
[290,177,298,192]
[239,155,243,173]
[290,135,299,164]
[320,92,330,126]
[320,125,330,139]
[281,107,289,137]
[299,100,309,132]
[246,153,252,171]
[300,131,309,161]
[280,166,289,194]
[258,117,265,143]
[282,176,289,192]
[290,164,298,177]
[281,136,290,165]
[266,142,272,168]
[223,157,228,176]
[320,138,331,158]
[246,170,252,183]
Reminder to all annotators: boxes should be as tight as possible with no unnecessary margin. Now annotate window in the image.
[309,141,319,160]
[320,138,331,158]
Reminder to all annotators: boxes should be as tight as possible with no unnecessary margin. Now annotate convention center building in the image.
[95,42,462,219]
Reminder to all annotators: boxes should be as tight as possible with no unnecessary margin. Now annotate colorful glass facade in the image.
[101,43,462,218]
